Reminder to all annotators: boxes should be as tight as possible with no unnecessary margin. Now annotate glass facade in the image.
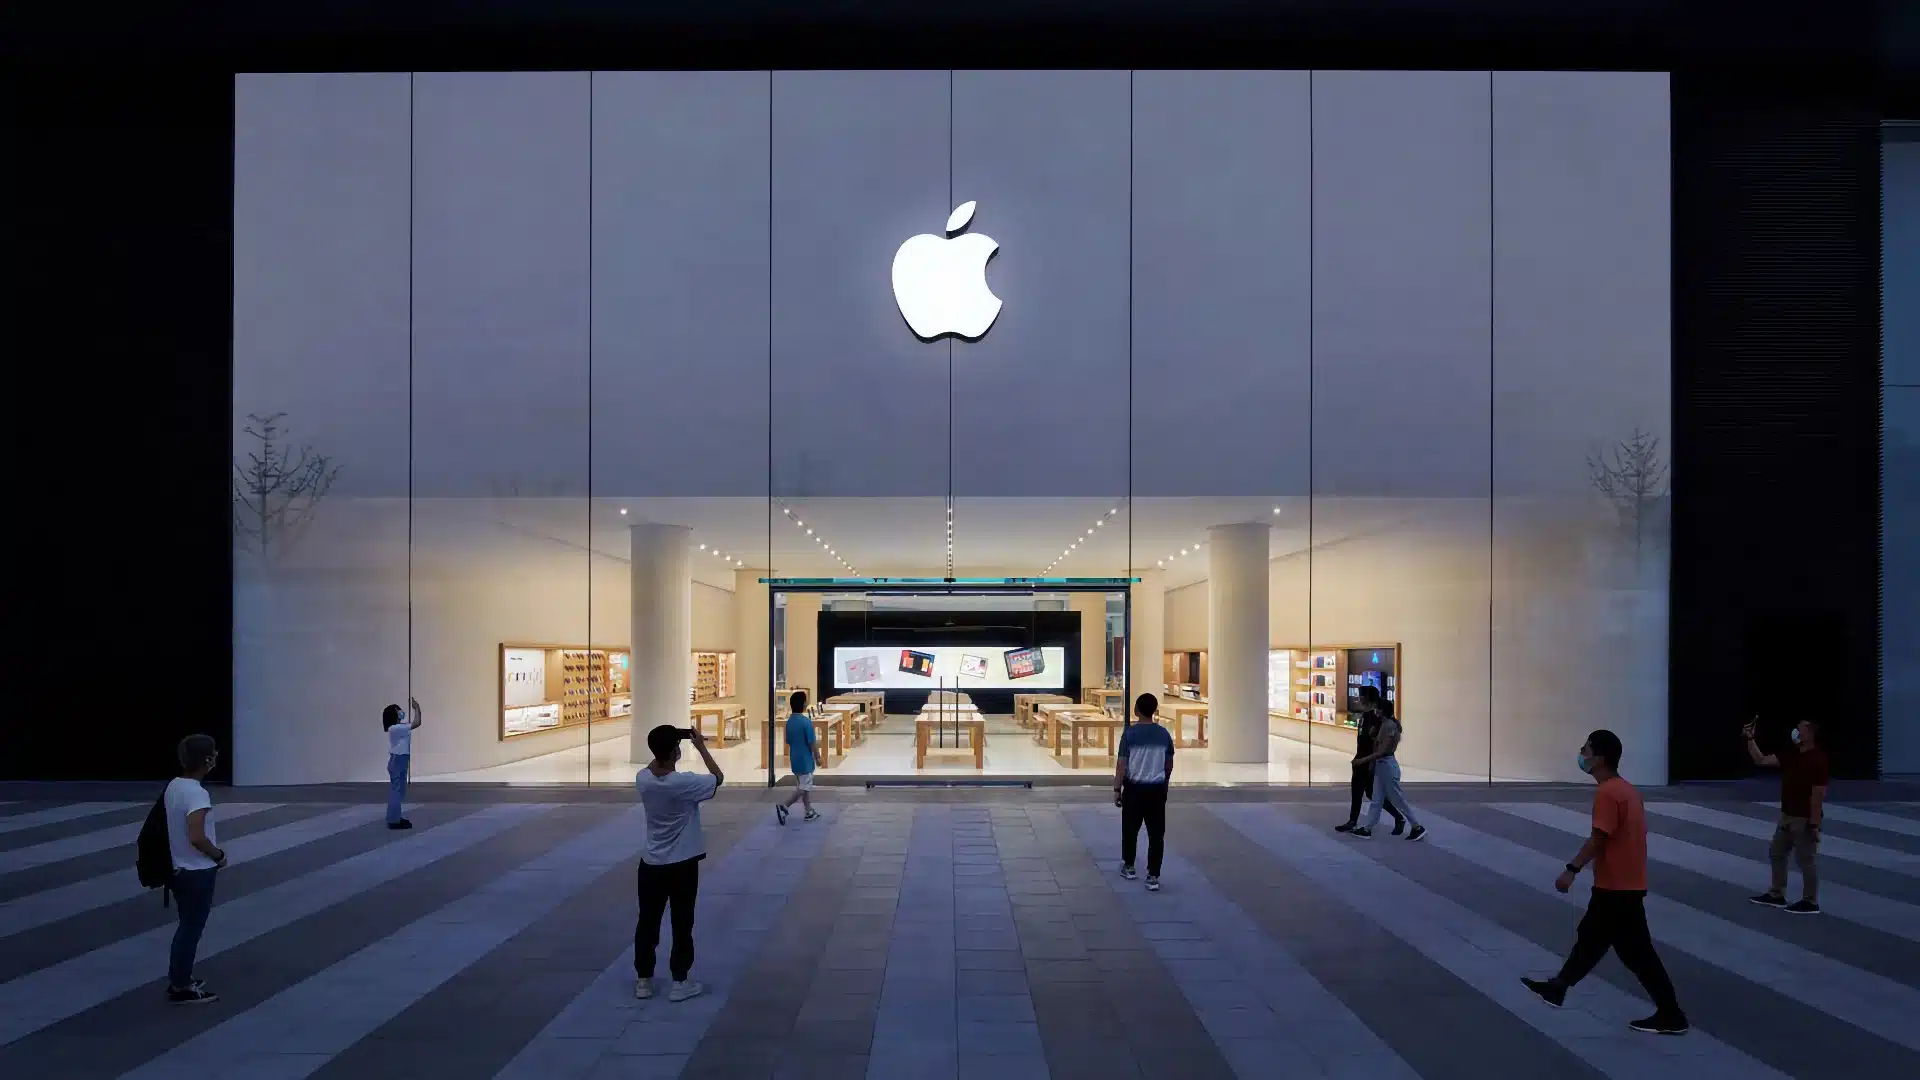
[232,70,1671,786]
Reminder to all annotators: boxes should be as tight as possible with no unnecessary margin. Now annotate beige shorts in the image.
[792,772,815,792]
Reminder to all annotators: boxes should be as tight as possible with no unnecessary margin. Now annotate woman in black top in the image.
[1336,697,1406,834]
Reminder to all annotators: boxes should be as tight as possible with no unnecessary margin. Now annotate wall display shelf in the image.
[498,643,632,741]
[1163,650,1208,699]
[1267,644,1401,731]
[690,650,737,704]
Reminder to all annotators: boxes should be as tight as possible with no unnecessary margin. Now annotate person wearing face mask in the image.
[1743,717,1827,915]
[1522,729,1688,1036]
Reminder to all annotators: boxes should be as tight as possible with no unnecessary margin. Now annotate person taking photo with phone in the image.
[1743,717,1828,915]
[634,723,723,1002]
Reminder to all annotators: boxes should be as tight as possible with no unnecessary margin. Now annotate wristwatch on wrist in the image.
[1565,862,1581,875]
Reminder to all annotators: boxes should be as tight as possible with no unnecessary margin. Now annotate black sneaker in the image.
[167,986,219,1005]
[1747,893,1788,908]
[775,804,788,826]
[1350,827,1373,839]
[803,809,821,821]
[1120,864,1138,880]
[1521,977,1566,1008]
[1785,900,1821,915]
[1391,820,1406,836]
[387,819,413,830]
[1334,821,1357,833]
[1145,876,1161,892]
[1629,1012,1689,1035]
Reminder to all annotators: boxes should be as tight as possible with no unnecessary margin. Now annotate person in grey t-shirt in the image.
[634,723,722,1002]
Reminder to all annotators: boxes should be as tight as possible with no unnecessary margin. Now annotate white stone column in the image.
[1070,593,1108,698]
[733,568,771,738]
[1207,523,1270,763]
[784,592,822,707]
[1127,569,1165,715]
[630,524,691,763]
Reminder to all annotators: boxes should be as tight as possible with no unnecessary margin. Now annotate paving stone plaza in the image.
[0,785,1915,1079]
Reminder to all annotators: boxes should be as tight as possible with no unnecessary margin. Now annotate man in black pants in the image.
[1336,692,1405,835]
[633,723,723,1002]
[1114,693,1176,892]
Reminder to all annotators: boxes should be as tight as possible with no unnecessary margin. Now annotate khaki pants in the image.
[1768,814,1819,902]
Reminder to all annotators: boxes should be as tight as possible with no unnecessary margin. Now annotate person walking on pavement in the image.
[382,697,423,829]
[775,690,821,825]
[1523,729,1689,1036]
[1347,687,1426,841]
[1744,717,1828,915]
[1115,692,1175,892]
[1336,688,1407,836]
[163,734,227,1004]
[634,723,723,1002]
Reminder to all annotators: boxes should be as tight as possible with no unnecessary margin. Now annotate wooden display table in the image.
[1085,687,1124,710]
[1062,715,1128,768]
[1034,703,1105,753]
[818,703,867,745]
[689,704,747,747]
[1015,694,1072,728]
[915,715,986,768]
[828,692,886,732]
[1158,701,1209,747]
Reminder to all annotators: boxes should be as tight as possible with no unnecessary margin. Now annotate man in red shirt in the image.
[1744,717,1828,915]
[1523,729,1688,1035]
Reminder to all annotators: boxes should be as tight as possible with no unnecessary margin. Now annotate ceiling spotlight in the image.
[1272,506,1281,515]
[698,544,706,550]
[796,520,804,527]
[1095,520,1104,528]
[805,528,812,535]
[618,508,628,516]
[783,507,791,516]
[1180,548,1188,555]
[1157,559,1164,566]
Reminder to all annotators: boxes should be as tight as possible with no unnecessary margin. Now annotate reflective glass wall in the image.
[232,70,1670,786]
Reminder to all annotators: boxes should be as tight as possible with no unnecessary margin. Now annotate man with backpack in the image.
[143,734,227,1004]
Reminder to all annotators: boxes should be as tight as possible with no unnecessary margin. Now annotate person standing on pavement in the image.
[1115,692,1175,892]
[634,723,723,1002]
[164,734,227,1004]
[1523,729,1689,1036]
[1347,687,1426,841]
[1336,689,1407,836]
[775,690,821,825]
[1743,717,1828,915]
[382,697,423,830]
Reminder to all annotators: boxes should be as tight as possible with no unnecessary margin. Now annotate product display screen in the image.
[833,646,1065,689]
[1004,647,1045,680]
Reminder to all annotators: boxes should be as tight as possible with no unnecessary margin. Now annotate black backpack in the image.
[135,787,174,904]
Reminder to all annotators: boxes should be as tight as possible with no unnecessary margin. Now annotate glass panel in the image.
[1310,71,1495,786]
[1491,72,1671,783]
[409,72,593,783]
[591,71,773,786]
[231,73,411,785]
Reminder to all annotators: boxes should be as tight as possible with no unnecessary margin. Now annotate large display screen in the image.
[834,646,1066,689]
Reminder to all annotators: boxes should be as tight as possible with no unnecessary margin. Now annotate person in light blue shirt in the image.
[775,690,821,825]
[1114,693,1175,891]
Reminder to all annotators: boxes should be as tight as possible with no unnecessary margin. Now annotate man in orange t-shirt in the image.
[1522,729,1689,1035]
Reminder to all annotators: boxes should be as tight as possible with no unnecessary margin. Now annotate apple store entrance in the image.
[764,580,1134,787]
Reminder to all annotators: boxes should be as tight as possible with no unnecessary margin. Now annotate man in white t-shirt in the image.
[633,723,722,1003]
[383,697,423,829]
[163,734,227,1004]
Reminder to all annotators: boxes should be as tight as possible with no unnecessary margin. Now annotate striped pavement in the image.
[0,791,1915,1079]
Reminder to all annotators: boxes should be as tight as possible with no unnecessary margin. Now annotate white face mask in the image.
[1789,728,1802,745]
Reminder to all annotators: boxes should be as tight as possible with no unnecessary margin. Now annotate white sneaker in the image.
[634,978,654,999]
[668,980,705,1003]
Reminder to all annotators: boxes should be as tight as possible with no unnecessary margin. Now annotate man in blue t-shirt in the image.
[775,691,821,825]
[1114,692,1175,891]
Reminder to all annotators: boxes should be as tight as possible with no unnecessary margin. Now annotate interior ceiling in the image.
[443,495,1417,591]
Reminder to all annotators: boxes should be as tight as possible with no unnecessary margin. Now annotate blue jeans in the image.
[1360,757,1419,829]
[169,867,217,989]
[387,753,410,824]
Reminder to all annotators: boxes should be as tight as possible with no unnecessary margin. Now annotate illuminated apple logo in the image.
[891,201,1001,341]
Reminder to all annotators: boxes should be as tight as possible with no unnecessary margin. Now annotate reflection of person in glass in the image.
[1335,689,1405,835]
